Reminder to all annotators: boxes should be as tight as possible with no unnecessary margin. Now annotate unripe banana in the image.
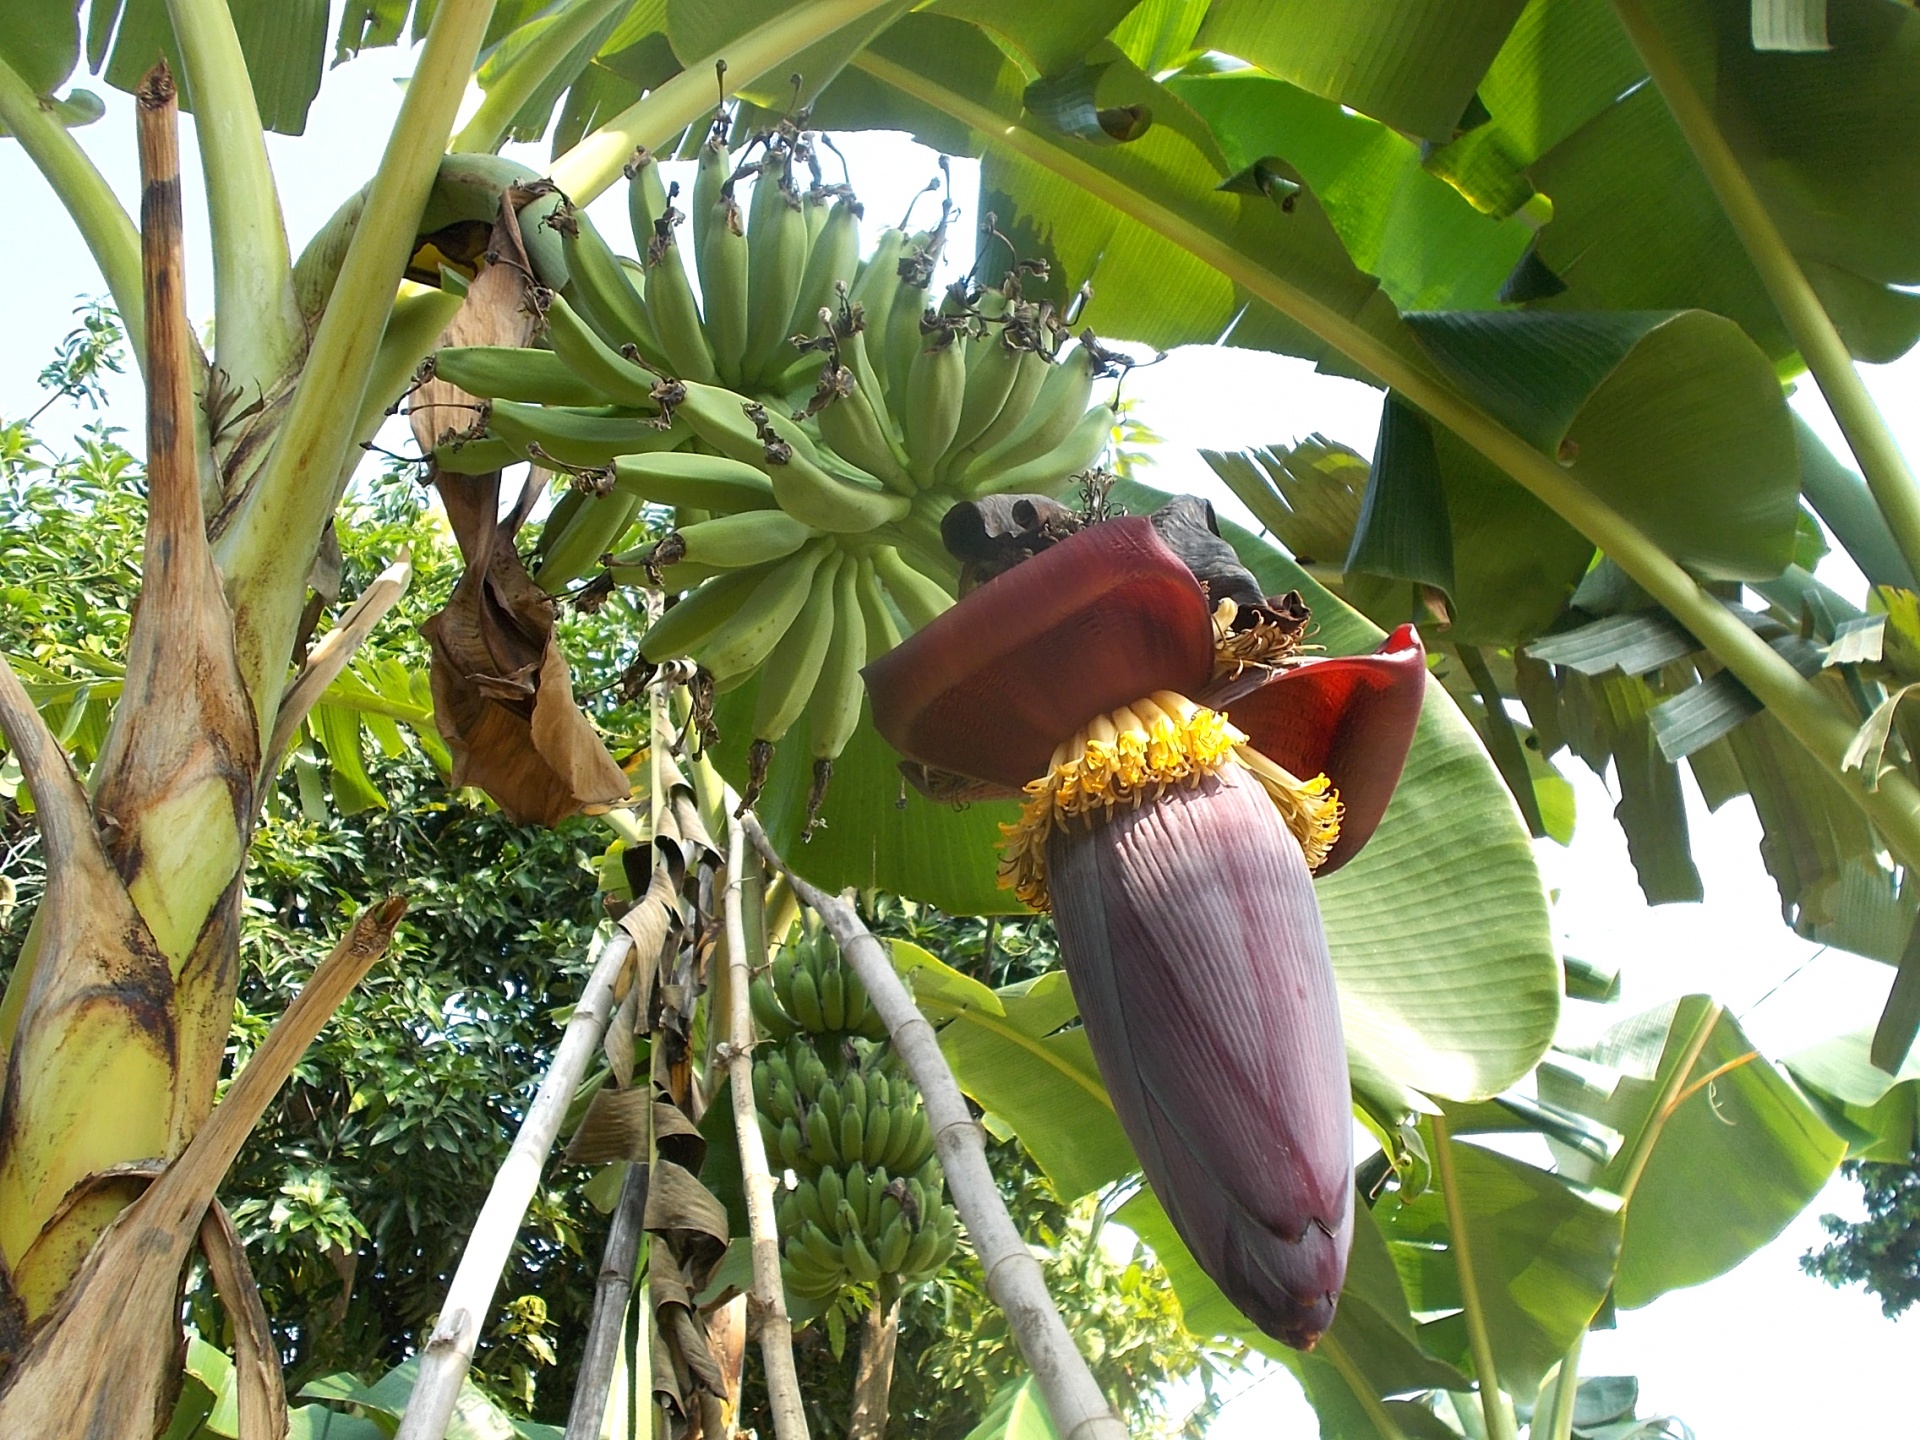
[966,402,1113,498]
[904,326,966,483]
[434,436,518,474]
[848,227,909,352]
[558,207,660,364]
[433,346,612,407]
[855,556,905,659]
[958,341,1097,485]
[640,207,720,385]
[751,552,843,743]
[840,1093,866,1167]
[817,955,847,1037]
[795,1176,827,1231]
[789,196,861,348]
[673,509,815,569]
[814,366,913,495]
[805,1103,836,1165]
[787,961,828,1033]
[870,545,955,632]
[637,565,770,663]
[806,556,868,761]
[611,451,777,513]
[625,147,669,257]
[778,1117,805,1171]
[841,1069,867,1128]
[818,1164,845,1219]
[693,542,833,682]
[533,487,586,564]
[899,1223,940,1279]
[485,399,680,469]
[884,279,931,402]
[691,132,729,257]
[542,289,661,410]
[744,156,809,380]
[863,1093,892,1168]
[530,489,639,592]
[939,332,1025,475]
[948,345,1050,475]
[699,189,750,383]
[842,1228,882,1285]
[877,1216,911,1273]
[767,443,911,534]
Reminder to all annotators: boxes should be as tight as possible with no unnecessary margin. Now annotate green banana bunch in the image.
[429,118,1127,808]
[752,926,888,1043]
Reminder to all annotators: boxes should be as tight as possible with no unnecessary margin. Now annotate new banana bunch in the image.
[747,926,958,1302]
[430,112,1123,814]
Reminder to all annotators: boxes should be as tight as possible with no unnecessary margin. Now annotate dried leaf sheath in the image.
[1048,765,1353,1349]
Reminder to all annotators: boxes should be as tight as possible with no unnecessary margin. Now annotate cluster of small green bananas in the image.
[429,112,1120,812]
[749,921,889,1042]
[749,927,958,1301]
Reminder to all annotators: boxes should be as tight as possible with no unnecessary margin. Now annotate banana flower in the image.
[864,509,1425,1348]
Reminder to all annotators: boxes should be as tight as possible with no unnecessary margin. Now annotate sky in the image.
[3,21,1918,1439]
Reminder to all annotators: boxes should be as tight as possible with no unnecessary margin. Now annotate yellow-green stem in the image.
[1615,1003,1722,1204]
[1539,1332,1586,1440]
[853,50,1920,880]
[452,0,630,155]
[163,0,301,387]
[547,0,902,205]
[0,56,145,369]
[1320,1334,1412,1440]
[1431,1114,1516,1440]
[213,0,499,736]
[1609,0,1920,589]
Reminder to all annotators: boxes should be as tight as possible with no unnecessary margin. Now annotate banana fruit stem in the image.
[1609,0,1920,590]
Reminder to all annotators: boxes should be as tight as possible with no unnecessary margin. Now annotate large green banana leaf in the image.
[1785,1029,1920,1163]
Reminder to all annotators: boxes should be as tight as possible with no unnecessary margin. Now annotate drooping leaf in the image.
[1540,995,1846,1309]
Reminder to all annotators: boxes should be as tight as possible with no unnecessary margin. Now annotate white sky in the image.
[3,25,1917,1439]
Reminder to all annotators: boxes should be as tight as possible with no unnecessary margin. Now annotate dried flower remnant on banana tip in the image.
[861,498,1426,1349]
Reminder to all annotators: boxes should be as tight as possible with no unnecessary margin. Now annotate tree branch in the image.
[394,927,635,1440]
[744,815,1126,1440]
[0,55,145,371]
[722,810,810,1440]
[561,1161,649,1440]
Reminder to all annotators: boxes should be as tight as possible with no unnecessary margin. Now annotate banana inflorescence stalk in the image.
[430,107,1126,819]
[747,922,959,1302]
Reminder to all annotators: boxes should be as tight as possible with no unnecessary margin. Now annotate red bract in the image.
[862,512,1426,1350]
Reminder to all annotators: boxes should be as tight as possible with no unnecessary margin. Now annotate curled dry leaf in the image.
[421,465,629,825]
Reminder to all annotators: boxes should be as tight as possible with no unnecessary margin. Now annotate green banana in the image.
[817,1077,845,1149]
[877,1217,911,1273]
[485,399,680,469]
[885,277,931,402]
[818,1165,845,1219]
[765,436,912,533]
[744,155,809,379]
[806,555,868,764]
[789,195,861,347]
[542,289,660,409]
[870,545,955,632]
[855,556,905,659]
[625,147,669,256]
[532,487,586,563]
[814,359,914,494]
[691,132,729,256]
[777,1118,805,1171]
[788,963,828,1033]
[904,326,966,483]
[433,346,611,407]
[558,207,659,363]
[530,489,639,592]
[817,958,847,1035]
[794,1176,827,1232]
[948,344,1050,476]
[863,1092,892,1168]
[805,1103,836,1166]
[842,1228,882,1285]
[432,435,516,474]
[751,551,843,743]
[848,227,909,349]
[966,402,1112,498]
[699,189,750,383]
[612,451,776,513]
[672,510,815,569]
[641,209,719,385]
[941,332,1024,470]
[636,565,769,662]
[840,1092,866,1167]
[958,341,1097,485]
[693,542,832,682]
